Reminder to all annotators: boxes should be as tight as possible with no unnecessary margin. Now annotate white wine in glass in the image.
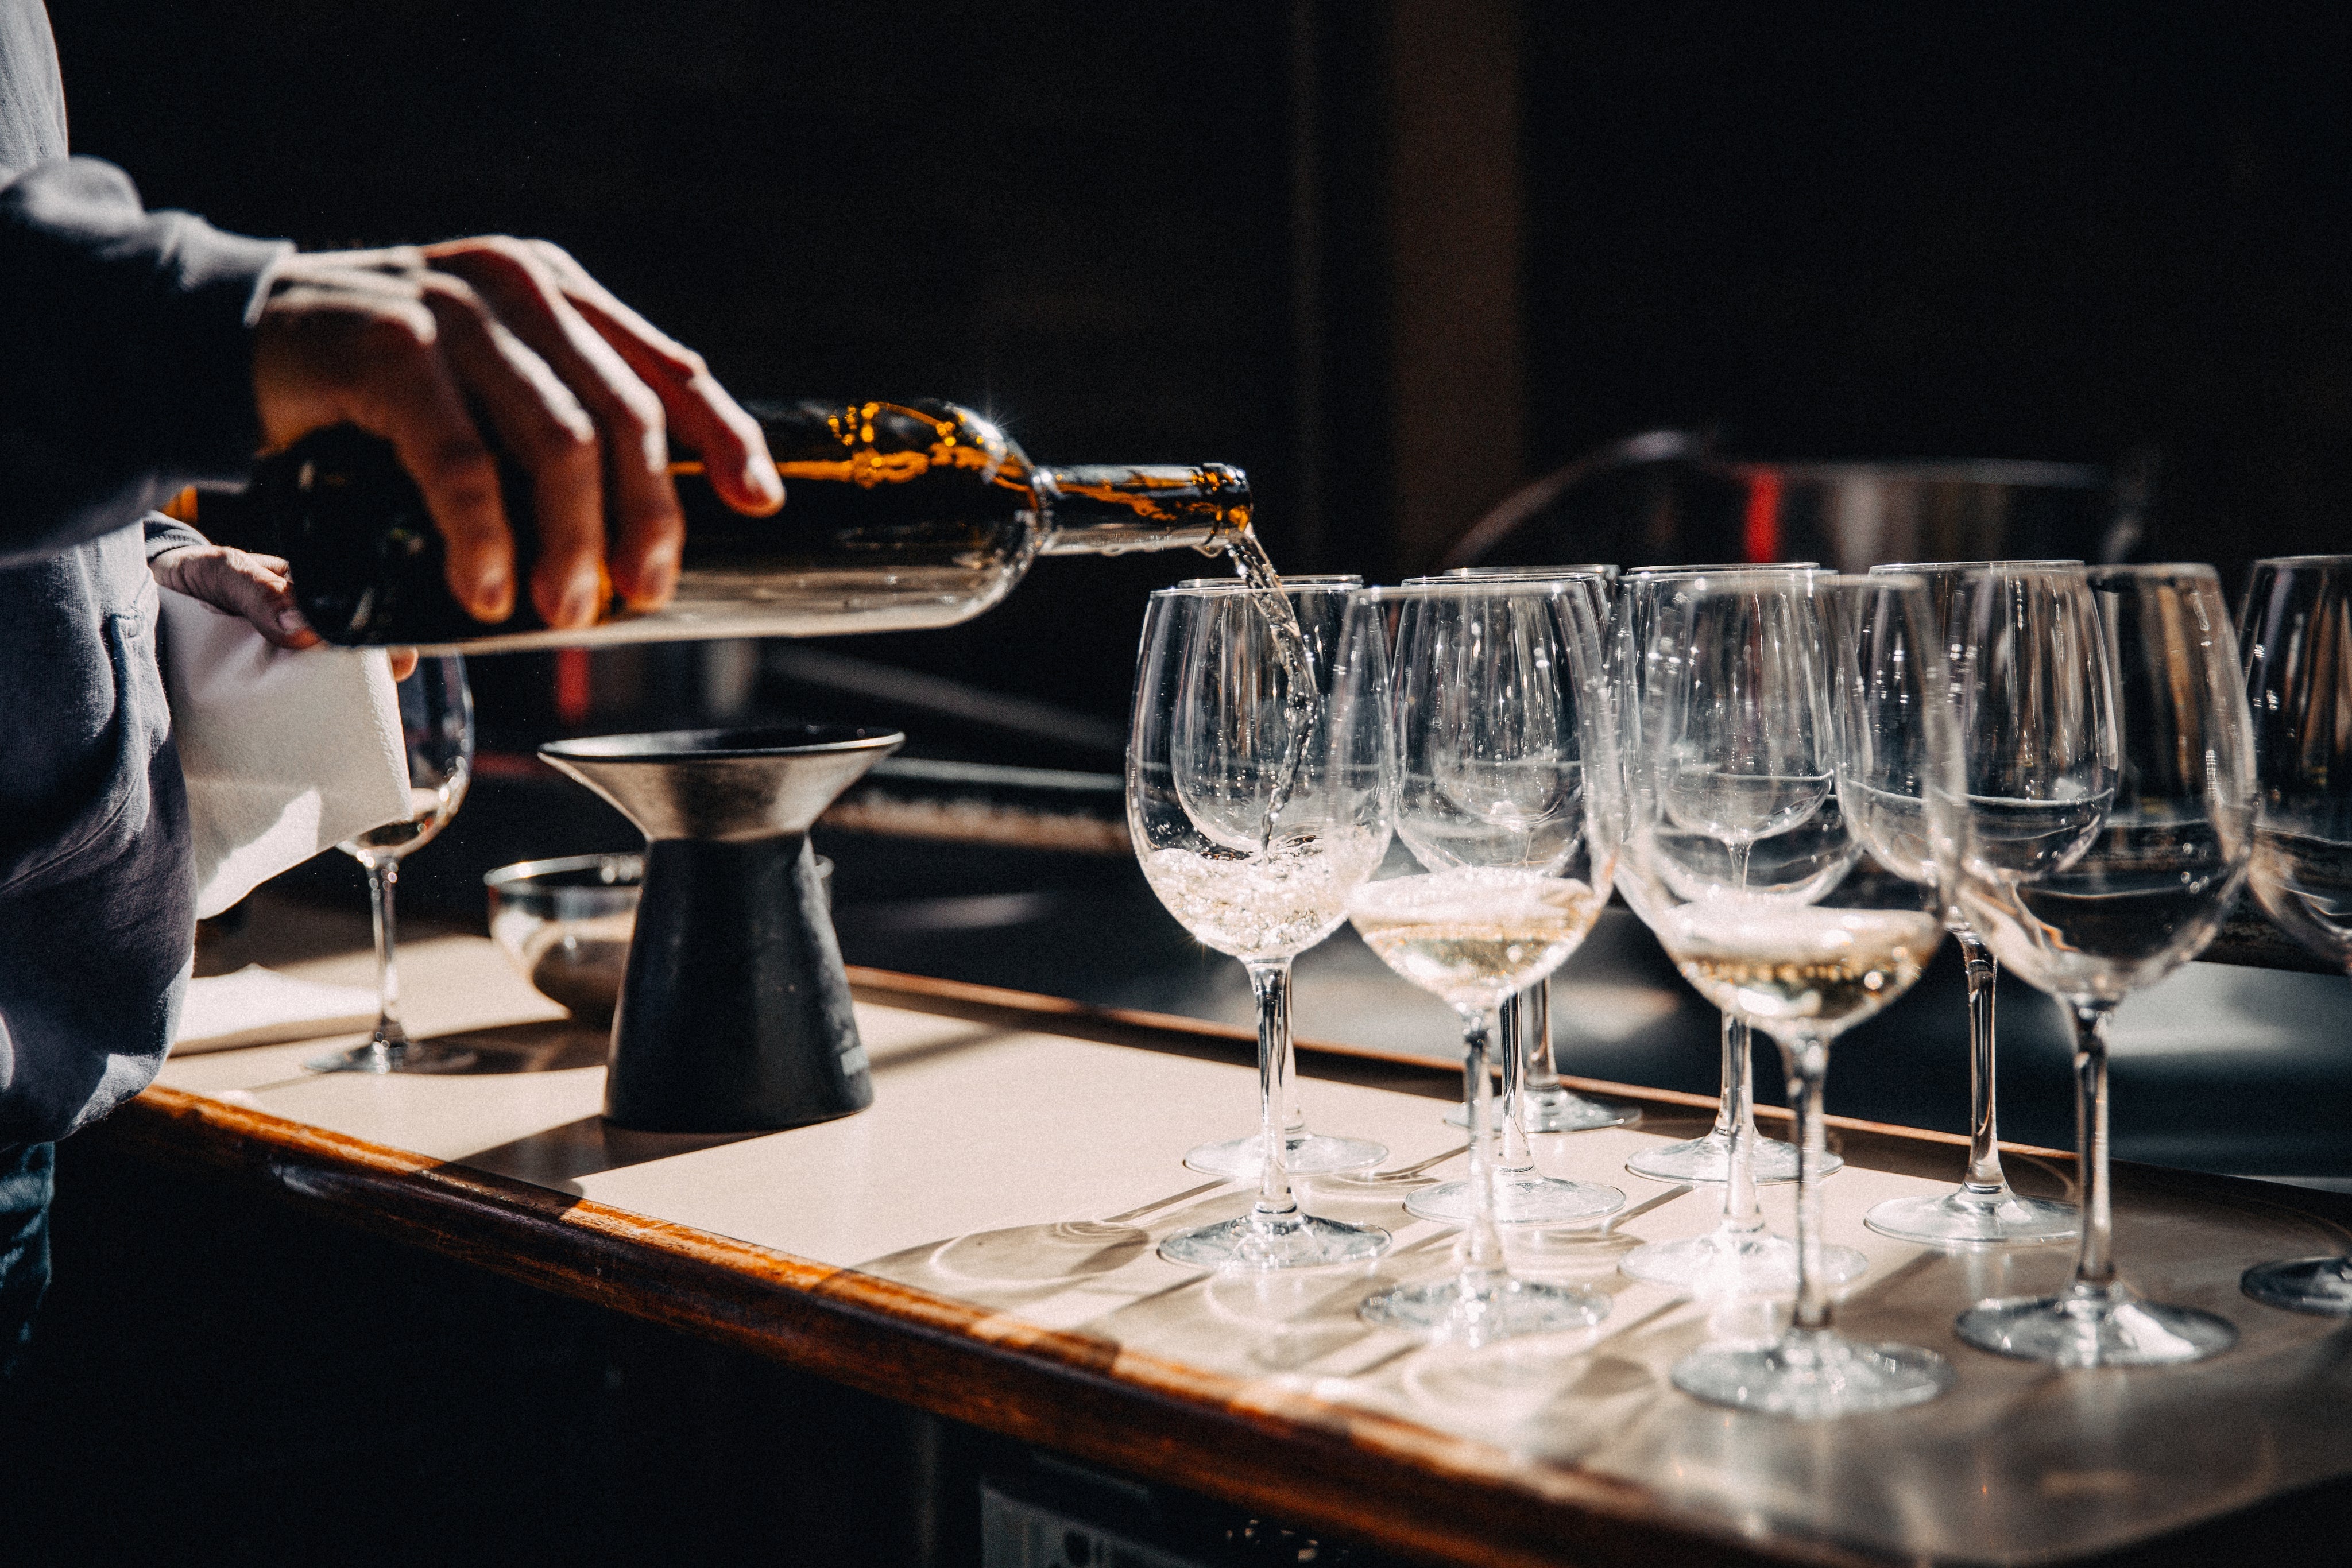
[1351,580,1624,1345]
[1129,582,1393,1271]
[1626,572,1958,1418]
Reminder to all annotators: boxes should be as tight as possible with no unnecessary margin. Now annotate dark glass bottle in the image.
[189,400,1251,650]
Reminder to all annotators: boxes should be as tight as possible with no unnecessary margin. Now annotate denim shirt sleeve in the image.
[0,157,290,567]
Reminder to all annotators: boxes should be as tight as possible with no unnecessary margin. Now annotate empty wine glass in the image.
[1131,582,1392,1269]
[310,654,476,1074]
[1349,580,1624,1343]
[1173,575,1386,1180]
[1624,572,1958,1416]
[1954,564,2253,1366]
[1599,566,1853,1298]
[1861,561,2082,1249]
[2233,556,2352,1314]
[1613,563,1837,1189]
[1421,569,1641,1146]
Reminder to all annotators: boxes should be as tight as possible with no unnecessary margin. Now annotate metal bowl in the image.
[485,853,643,1025]
[484,851,833,1026]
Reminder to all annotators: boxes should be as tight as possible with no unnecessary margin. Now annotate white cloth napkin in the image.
[174,963,380,1054]
[158,586,413,919]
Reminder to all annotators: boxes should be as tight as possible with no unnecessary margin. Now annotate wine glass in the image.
[1416,570,1641,1150]
[1349,580,1624,1343]
[1624,572,1958,1416]
[1613,563,1837,1190]
[1953,564,2253,1365]
[1860,562,2082,1249]
[2234,557,2352,1314]
[1172,575,1388,1181]
[309,654,476,1074]
[1130,582,1393,1269]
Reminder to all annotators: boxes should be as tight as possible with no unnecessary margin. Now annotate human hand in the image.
[150,545,419,679]
[249,238,783,630]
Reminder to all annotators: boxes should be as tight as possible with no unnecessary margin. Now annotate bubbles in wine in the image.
[1140,828,1387,962]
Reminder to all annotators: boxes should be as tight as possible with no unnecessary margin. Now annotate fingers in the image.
[417,270,608,625]
[389,648,421,682]
[254,273,516,622]
[426,239,683,613]
[522,239,783,519]
[256,240,768,629]
[151,546,323,651]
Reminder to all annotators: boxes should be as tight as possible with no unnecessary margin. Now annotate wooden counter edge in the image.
[98,1082,1875,1568]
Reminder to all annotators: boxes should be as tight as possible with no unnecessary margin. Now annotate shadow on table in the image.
[452,1113,765,1194]
[408,1018,613,1074]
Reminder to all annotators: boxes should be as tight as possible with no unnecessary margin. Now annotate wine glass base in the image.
[1158,1210,1390,1271]
[1403,1175,1627,1228]
[2242,1256,2352,1316]
[1864,1187,2076,1248]
[1955,1290,2239,1366]
[1445,1088,1640,1134]
[1619,1229,1869,1297]
[1672,1329,1953,1419]
[306,1036,479,1075]
[1183,1131,1387,1179]
[1358,1275,1610,1346]
[1624,1128,1832,1184]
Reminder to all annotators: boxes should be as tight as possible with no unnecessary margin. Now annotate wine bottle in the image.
[183,399,1252,651]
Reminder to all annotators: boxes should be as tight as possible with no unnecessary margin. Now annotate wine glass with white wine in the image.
[309,654,475,1074]
[1171,575,1389,1182]
[1623,572,1959,1416]
[1130,582,1394,1269]
[1349,579,1626,1345]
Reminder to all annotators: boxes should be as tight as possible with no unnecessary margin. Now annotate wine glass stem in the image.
[1247,961,1298,1222]
[1521,979,1562,1094]
[1496,990,1534,1176]
[1958,930,2009,1193]
[1459,1008,1508,1300]
[1719,1013,1762,1235]
[1282,1034,1305,1140]
[1709,1002,1739,1140]
[366,858,407,1045]
[1782,1033,1833,1333]
[2068,1004,2117,1292]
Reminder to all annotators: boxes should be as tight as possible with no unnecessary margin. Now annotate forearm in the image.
[0,157,288,566]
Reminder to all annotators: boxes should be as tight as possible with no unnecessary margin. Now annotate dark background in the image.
[52,0,2352,734]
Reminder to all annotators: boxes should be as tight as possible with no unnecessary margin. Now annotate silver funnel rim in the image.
[541,725,903,765]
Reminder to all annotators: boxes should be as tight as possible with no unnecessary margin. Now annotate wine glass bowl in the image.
[1130,581,1394,1269]
[2235,555,2352,1315]
[310,654,476,1074]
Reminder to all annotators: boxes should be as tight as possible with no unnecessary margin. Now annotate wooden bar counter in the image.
[72,907,2352,1567]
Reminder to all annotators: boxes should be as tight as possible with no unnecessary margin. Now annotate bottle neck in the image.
[1038,464,1250,555]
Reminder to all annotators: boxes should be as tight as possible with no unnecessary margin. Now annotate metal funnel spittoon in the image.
[539,725,903,1133]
